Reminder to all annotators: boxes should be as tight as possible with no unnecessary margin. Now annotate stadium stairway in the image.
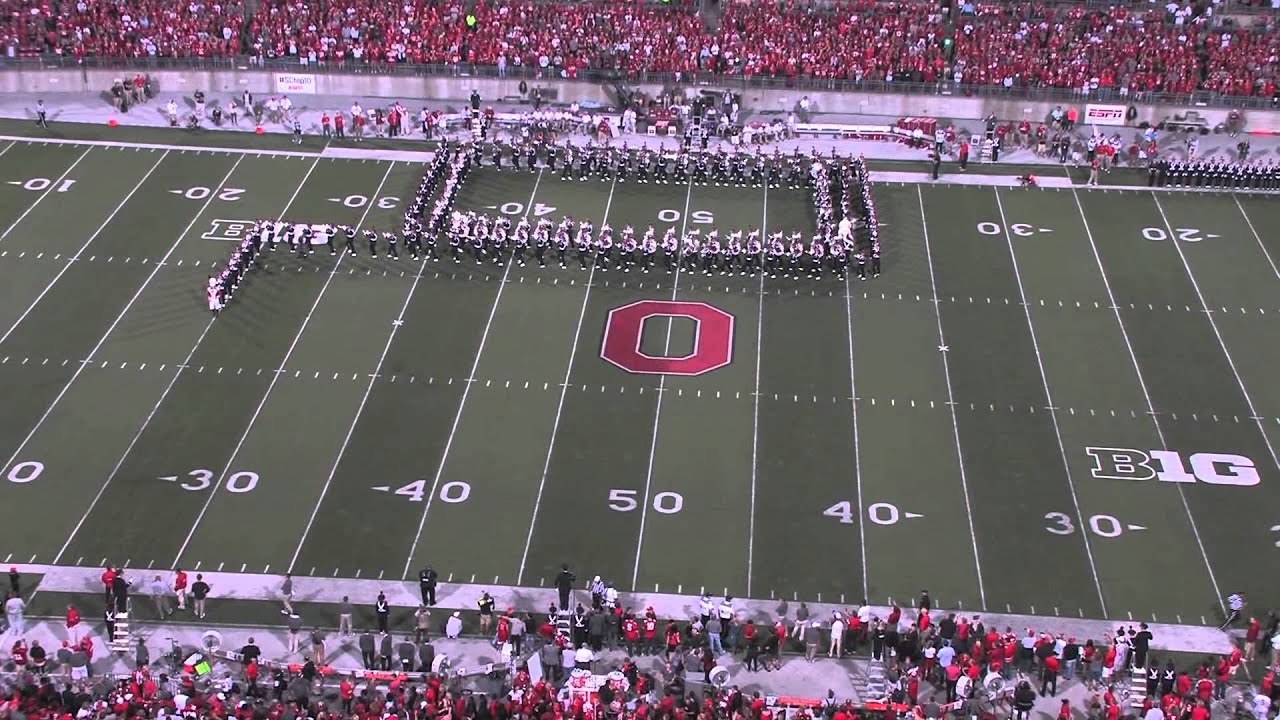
[108,605,133,653]
[1127,667,1148,708]
[851,656,887,702]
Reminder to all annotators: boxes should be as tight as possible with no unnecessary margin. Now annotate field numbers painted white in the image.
[658,209,714,225]
[1045,511,1134,537]
[160,468,259,493]
[609,488,685,514]
[332,195,400,210]
[5,460,44,484]
[978,222,1042,237]
[19,178,76,193]
[173,186,244,201]
[386,479,471,504]
[1141,227,1217,243]
[824,500,922,525]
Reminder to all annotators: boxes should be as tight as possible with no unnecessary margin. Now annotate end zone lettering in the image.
[1085,446,1259,486]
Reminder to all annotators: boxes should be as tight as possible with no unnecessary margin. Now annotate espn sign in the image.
[1085,446,1260,486]
[1084,103,1127,127]
[274,73,316,95]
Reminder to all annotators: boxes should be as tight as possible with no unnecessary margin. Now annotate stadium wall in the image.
[6,68,1277,133]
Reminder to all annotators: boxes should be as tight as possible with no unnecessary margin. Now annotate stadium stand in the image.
[2,0,1278,99]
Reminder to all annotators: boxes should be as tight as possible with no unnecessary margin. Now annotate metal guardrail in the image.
[1,54,1276,111]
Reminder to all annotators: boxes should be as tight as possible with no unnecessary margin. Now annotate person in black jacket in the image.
[1012,681,1036,720]
[418,566,438,606]
[555,565,576,611]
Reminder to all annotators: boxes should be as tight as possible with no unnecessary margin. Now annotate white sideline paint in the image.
[19,561,1237,656]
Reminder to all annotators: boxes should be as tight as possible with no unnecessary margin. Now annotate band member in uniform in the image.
[620,226,637,272]
[745,231,763,277]
[808,234,826,278]
[563,144,578,180]
[595,223,613,271]
[534,219,551,267]
[555,220,572,268]
[766,232,784,278]
[701,231,720,276]
[513,218,530,267]
[656,151,670,184]
[382,229,398,260]
[725,231,743,275]
[681,230,701,273]
[693,152,709,185]
[526,142,538,173]
[637,146,651,184]
[787,233,805,278]
[661,228,678,273]
[575,219,593,270]
[640,227,657,273]
[363,227,379,258]
[547,143,560,173]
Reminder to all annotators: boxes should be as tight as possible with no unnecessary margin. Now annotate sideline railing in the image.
[2,54,1276,111]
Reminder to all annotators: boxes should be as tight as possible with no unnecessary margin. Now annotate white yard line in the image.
[0,150,223,484]
[745,185,767,598]
[993,186,1106,615]
[842,214,869,604]
[290,168,458,573]
[630,176,695,592]
[516,174,618,585]
[1067,187,1225,615]
[0,151,127,348]
[1230,196,1280,280]
[402,169,546,579]
[0,140,15,157]
[54,155,324,566]
[1151,194,1280,482]
[0,147,91,244]
[916,186,988,610]
[172,161,396,566]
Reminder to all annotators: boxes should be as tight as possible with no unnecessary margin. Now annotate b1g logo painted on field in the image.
[601,300,734,376]
[1085,446,1260,486]
[202,218,254,242]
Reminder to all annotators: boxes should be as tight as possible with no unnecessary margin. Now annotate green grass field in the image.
[0,131,1278,629]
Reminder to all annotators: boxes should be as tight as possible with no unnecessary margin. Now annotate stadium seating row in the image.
[1,0,1276,98]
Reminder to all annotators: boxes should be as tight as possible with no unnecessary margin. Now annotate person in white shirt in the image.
[446,611,462,639]
[698,594,714,622]
[829,613,845,657]
[165,99,178,126]
[574,645,594,670]
[938,641,957,669]
[280,95,293,121]
[5,594,25,635]
[1252,691,1271,720]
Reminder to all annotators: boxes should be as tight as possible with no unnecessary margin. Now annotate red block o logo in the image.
[601,300,734,376]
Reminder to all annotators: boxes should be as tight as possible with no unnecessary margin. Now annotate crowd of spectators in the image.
[2,0,1280,98]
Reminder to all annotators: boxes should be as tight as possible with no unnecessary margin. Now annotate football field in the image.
[0,135,1278,628]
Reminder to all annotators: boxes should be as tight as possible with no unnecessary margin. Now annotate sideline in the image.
[21,562,1236,655]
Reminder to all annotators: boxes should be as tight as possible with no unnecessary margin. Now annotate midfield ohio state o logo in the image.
[601,300,735,376]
